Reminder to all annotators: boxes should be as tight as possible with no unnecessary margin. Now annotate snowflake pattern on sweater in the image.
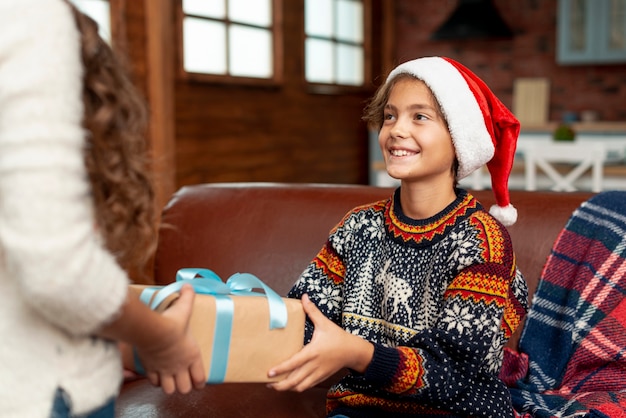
[288,188,528,418]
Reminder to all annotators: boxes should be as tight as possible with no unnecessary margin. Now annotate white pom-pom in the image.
[489,204,518,226]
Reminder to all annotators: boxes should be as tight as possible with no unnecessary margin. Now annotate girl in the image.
[0,1,204,417]
[269,57,529,417]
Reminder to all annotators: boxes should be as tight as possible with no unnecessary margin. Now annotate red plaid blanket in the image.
[500,191,626,417]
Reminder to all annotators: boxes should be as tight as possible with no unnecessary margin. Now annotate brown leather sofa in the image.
[115,182,594,418]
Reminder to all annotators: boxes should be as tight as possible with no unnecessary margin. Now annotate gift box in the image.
[123,268,305,383]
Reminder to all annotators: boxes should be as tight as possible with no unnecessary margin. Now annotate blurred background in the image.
[70,0,626,209]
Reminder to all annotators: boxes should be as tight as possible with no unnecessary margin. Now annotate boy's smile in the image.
[389,148,419,157]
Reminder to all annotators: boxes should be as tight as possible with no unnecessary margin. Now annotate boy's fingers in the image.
[301,294,325,323]
[269,363,320,392]
[268,348,309,378]
[268,359,293,378]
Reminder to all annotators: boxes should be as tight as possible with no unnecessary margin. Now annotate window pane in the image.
[336,0,363,43]
[183,0,225,18]
[608,0,626,51]
[183,17,227,74]
[305,0,333,37]
[306,38,334,83]
[568,0,586,51]
[229,25,273,78]
[229,0,271,27]
[68,0,111,43]
[336,43,363,85]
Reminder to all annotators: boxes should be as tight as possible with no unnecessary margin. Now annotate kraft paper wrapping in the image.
[124,284,305,383]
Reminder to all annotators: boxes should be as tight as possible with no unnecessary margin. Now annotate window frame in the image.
[304,0,373,94]
[176,0,284,86]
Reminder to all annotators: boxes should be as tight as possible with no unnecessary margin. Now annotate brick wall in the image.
[393,0,626,122]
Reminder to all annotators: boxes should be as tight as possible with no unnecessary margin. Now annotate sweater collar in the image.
[384,187,482,247]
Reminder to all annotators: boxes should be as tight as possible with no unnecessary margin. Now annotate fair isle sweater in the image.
[0,1,128,417]
[289,188,528,418]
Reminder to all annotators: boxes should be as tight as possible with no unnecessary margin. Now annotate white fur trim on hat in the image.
[386,57,494,180]
[489,204,518,227]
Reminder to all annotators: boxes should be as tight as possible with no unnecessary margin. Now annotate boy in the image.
[269,57,528,418]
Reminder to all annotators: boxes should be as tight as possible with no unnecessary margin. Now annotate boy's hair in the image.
[363,72,458,180]
[66,2,157,271]
[363,73,446,131]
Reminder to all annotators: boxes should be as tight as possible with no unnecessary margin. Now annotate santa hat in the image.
[386,57,520,226]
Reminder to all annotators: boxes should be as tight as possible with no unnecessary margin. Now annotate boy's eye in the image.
[414,113,428,121]
[383,113,395,121]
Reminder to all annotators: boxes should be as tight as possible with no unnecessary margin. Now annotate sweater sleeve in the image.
[288,239,346,342]
[0,0,128,336]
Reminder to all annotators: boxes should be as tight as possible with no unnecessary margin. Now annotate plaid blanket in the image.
[500,191,626,418]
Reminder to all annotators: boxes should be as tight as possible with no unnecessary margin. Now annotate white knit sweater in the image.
[0,0,129,416]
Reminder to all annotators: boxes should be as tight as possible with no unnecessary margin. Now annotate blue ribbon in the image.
[133,268,288,383]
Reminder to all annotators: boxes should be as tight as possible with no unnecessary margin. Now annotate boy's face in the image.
[378,77,456,187]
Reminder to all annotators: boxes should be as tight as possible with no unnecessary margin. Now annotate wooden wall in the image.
[114,0,388,214]
[113,0,626,212]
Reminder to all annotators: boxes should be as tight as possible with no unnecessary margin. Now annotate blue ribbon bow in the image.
[134,268,288,383]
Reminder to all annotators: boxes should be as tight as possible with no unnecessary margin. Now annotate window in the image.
[68,0,111,43]
[305,0,365,86]
[557,0,626,64]
[180,0,281,82]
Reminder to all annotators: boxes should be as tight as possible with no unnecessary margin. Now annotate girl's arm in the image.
[98,284,206,394]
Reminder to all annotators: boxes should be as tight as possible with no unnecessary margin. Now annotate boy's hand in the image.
[267,294,374,392]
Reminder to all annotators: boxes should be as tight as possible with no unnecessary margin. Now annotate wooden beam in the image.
[145,0,176,215]
[382,0,395,76]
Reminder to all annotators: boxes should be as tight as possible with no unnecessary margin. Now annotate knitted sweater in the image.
[0,1,128,416]
[289,188,529,418]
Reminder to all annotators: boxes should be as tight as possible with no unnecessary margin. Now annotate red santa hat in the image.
[386,56,520,226]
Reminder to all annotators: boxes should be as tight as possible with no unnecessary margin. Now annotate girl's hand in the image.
[134,285,206,394]
[267,294,374,392]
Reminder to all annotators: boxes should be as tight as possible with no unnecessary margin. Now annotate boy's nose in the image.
[390,117,410,139]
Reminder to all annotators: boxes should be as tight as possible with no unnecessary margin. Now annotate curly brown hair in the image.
[66,2,156,271]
